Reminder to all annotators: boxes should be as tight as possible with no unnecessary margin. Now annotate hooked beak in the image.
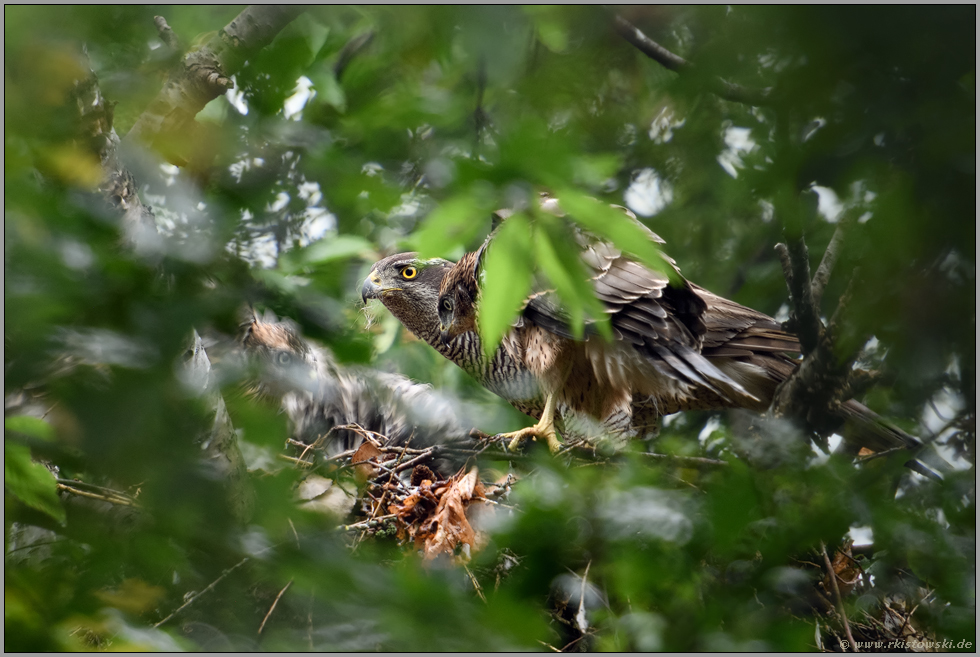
[439,323,451,345]
[361,275,381,304]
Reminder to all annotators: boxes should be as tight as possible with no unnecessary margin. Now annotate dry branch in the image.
[258,579,293,635]
[153,557,250,628]
[821,542,859,652]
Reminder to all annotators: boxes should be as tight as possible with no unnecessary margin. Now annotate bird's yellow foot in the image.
[498,424,563,455]
[496,393,562,454]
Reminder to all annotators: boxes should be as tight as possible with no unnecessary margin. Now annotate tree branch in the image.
[611,14,687,72]
[334,29,375,81]
[811,211,857,310]
[611,14,773,106]
[153,557,250,628]
[777,235,822,355]
[153,15,180,53]
[127,6,304,148]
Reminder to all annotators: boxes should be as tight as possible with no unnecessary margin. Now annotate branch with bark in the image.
[610,13,773,106]
[51,7,305,522]
[127,6,304,150]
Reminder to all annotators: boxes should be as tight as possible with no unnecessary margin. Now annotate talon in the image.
[496,393,562,455]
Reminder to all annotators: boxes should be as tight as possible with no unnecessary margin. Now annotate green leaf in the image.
[298,234,375,266]
[555,188,680,284]
[5,442,65,524]
[310,69,347,113]
[224,395,290,450]
[535,216,612,340]
[572,154,623,189]
[524,6,569,53]
[478,213,534,357]
[295,18,330,67]
[411,193,488,258]
[5,416,56,443]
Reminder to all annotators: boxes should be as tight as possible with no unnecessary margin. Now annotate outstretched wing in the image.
[474,200,760,406]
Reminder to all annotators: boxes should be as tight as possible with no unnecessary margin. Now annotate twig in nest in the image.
[353,436,415,550]
[333,423,387,448]
[820,542,859,652]
[340,513,397,533]
[258,579,293,635]
[153,557,250,628]
[391,447,440,474]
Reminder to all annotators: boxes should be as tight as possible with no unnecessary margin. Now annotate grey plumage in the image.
[238,308,473,474]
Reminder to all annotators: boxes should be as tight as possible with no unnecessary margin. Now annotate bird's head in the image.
[437,252,480,345]
[361,253,455,345]
[239,308,321,398]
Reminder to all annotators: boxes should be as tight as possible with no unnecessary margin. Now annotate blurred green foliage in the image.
[4,5,974,651]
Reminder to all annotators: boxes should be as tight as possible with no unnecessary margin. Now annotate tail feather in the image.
[839,399,922,452]
[838,399,946,480]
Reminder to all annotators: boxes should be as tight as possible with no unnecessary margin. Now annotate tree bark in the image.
[126,6,304,148]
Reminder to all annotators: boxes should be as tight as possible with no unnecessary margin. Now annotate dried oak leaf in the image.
[351,440,383,483]
[420,467,488,562]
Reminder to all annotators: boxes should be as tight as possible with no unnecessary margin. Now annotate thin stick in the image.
[56,483,137,507]
[340,513,397,532]
[391,448,439,474]
[641,452,729,468]
[820,542,859,652]
[355,435,418,548]
[153,557,249,628]
[258,580,293,635]
[277,453,315,468]
[464,565,487,604]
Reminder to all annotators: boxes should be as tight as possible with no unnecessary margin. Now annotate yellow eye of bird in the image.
[402,266,418,279]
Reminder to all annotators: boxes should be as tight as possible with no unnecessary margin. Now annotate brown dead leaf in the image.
[351,440,383,482]
[823,542,862,597]
[385,467,497,562]
[421,467,481,562]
